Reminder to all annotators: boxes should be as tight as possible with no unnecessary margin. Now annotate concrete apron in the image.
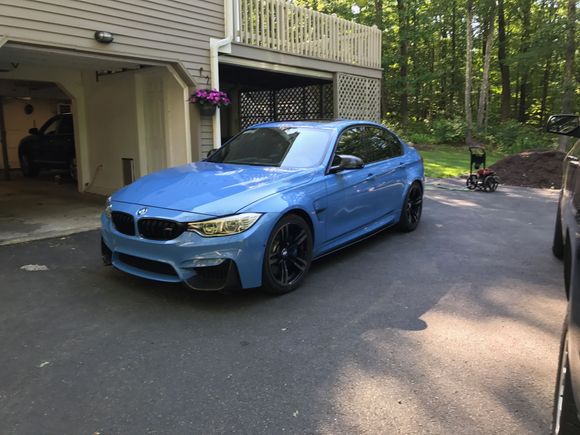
[0,174,104,246]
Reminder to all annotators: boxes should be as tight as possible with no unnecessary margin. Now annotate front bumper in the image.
[101,203,277,290]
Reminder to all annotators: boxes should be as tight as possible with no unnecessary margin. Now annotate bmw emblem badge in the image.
[137,208,148,216]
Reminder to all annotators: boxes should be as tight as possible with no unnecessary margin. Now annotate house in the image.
[0,0,382,195]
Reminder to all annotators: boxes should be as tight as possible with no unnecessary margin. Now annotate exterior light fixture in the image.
[94,31,114,44]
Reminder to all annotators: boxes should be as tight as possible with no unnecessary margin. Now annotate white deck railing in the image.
[233,0,382,69]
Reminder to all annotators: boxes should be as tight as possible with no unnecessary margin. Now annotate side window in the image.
[381,129,403,159]
[334,126,404,165]
[335,127,368,161]
[361,127,404,163]
[41,117,60,136]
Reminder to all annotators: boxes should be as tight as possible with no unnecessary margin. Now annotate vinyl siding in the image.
[0,0,223,149]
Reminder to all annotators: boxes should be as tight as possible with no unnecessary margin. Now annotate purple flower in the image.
[189,88,231,107]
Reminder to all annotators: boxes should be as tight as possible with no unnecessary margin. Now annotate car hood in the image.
[112,162,315,216]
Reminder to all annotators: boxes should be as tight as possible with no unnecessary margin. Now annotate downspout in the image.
[209,0,234,149]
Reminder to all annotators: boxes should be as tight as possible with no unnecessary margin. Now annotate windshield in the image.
[206,127,331,168]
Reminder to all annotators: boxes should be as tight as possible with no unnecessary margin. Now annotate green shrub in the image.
[482,121,555,153]
[431,118,466,144]
[406,132,435,144]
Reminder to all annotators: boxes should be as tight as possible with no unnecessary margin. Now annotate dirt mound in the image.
[490,150,565,189]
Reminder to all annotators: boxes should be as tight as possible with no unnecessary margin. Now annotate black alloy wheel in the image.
[262,214,313,294]
[398,183,423,232]
[552,319,580,434]
[466,175,478,190]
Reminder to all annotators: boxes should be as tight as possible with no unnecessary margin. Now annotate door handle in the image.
[366,172,374,178]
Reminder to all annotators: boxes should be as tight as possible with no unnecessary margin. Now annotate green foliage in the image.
[431,118,467,145]
[481,121,556,153]
[407,132,435,145]
[295,0,577,148]
[394,118,466,145]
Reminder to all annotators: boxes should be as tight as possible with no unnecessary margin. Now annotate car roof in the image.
[249,119,385,131]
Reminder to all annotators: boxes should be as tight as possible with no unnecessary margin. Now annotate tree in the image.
[293,0,575,145]
[517,0,532,122]
[559,0,576,151]
[397,0,409,126]
[477,2,496,129]
[497,0,511,120]
[465,0,474,144]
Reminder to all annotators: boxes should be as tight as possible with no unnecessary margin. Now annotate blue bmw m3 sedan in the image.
[101,120,424,294]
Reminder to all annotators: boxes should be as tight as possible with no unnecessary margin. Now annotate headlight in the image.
[104,196,112,219]
[187,213,262,237]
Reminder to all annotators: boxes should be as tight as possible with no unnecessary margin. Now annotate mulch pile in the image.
[490,150,565,189]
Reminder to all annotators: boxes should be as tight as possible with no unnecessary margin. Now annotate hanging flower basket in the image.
[189,89,230,116]
[198,104,217,116]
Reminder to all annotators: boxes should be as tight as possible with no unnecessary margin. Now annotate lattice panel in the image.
[240,90,274,128]
[240,84,334,129]
[336,74,381,122]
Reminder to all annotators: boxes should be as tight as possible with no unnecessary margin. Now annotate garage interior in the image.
[0,44,193,244]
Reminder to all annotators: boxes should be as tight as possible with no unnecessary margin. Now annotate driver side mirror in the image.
[546,115,580,138]
[329,154,365,174]
[28,128,39,135]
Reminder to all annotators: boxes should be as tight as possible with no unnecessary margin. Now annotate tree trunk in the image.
[375,0,383,28]
[517,0,532,122]
[375,0,385,119]
[497,0,511,121]
[465,0,474,145]
[477,13,495,129]
[559,0,576,151]
[450,0,458,115]
[397,0,409,125]
[539,0,558,126]
[539,56,552,126]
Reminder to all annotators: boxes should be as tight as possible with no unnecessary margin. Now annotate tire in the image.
[466,175,477,190]
[554,203,565,260]
[489,176,499,192]
[552,318,580,434]
[19,153,39,177]
[397,182,423,232]
[564,235,572,299]
[483,175,498,192]
[68,157,78,181]
[262,214,313,295]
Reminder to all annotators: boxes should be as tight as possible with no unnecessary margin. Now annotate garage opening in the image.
[0,44,192,245]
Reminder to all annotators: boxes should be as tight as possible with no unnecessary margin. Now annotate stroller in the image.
[466,147,499,192]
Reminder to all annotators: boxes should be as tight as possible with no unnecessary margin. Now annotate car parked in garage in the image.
[18,113,76,179]
[548,114,580,434]
[101,120,424,294]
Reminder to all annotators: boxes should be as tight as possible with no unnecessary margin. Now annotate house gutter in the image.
[209,0,234,149]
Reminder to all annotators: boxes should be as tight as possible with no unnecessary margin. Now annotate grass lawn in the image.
[416,145,505,178]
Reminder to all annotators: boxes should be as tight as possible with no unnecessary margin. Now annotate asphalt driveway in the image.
[0,183,565,434]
